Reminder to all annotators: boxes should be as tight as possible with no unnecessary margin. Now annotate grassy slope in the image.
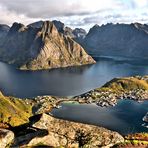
[94,76,148,95]
[103,77,148,91]
[0,92,33,127]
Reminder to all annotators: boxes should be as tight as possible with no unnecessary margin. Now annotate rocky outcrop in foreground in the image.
[0,128,14,148]
[0,91,124,147]
[0,21,95,70]
[13,113,124,147]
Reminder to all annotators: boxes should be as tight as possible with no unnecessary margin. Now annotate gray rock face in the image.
[82,23,148,59]
[0,128,14,148]
[52,20,87,41]
[28,20,44,28]
[52,20,65,33]
[0,21,95,70]
[23,114,124,148]
[0,24,10,46]
[29,20,87,42]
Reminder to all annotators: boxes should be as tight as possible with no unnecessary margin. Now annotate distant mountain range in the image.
[30,21,148,59]
[81,23,148,59]
[0,21,95,70]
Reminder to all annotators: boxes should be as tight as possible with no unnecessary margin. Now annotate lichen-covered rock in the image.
[0,21,95,70]
[25,113,124,148]
[0,128,14,148]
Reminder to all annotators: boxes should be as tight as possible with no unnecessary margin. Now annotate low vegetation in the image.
[102,76,148,93]
[113,133,148,147]
[0,92,33,127]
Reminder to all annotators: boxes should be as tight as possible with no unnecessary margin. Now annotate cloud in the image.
[0,0,148,30]
[0,3,41,25]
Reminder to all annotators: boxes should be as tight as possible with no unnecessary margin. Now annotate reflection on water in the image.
[0,58,148,98]
[51,100,148,135]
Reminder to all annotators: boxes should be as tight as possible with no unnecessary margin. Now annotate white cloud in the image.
[0,0,147,30]
[132,0,148,8]
[0,4,40,26]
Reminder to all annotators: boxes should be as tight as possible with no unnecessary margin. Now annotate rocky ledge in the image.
[12,113,124,147]
[0,128,14,148]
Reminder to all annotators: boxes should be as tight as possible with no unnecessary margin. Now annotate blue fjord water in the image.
[0,57,148,98]
[51,100,148,135]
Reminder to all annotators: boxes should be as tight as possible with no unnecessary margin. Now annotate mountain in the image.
[0,21,95,70]
[29,20,87,43]
[82,23,148,59]
[53,20,87,43]
[0,24,10,46]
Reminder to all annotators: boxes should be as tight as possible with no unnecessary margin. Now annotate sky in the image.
[0,0,148,30]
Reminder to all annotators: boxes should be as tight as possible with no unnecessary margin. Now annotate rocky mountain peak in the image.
[28,20,44,28]
[52,20,64,33]
[41,21,53,33]
[8,22,26,34]
[27,20,87,43]
[0,20,95,70]
[131,22,148,34]
[0,24,10,32]
[73,28,87,39]
[82,22,148,58]
[39,21,60,41]
[0,24,10,45]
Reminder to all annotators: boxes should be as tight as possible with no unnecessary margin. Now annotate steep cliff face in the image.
[0,24,10,46]
[53,20,87,43]
[29,20,87,43]
[82,23,148,59]
[0,21,95,70]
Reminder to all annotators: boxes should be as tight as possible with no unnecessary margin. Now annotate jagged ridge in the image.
[0,21,95,70]
[82,23,148,59]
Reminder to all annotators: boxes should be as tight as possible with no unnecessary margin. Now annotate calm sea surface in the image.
[0,57,148,98]
[51,99,148,135]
